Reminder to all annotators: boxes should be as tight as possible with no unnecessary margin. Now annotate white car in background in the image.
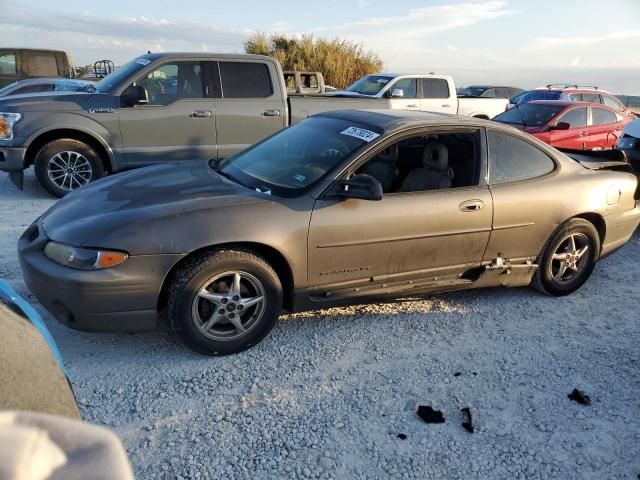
[327,73,509,119]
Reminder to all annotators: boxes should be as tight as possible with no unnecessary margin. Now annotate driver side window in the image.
[389,78,417,98]
[135,61,204,106]
[355,131,481,194]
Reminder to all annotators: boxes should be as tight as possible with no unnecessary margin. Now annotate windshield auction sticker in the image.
[340,127,380,142]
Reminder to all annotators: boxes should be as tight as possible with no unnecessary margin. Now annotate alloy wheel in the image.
[550,233,590,283]
[47,151,93,191]
[191,271,266,341]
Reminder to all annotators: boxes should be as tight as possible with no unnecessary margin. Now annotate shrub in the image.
[245,33,383,89]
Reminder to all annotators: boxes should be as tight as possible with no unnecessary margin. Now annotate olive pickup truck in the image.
[0,52,503,197]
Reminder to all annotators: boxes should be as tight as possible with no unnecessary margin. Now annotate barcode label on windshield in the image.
[340,127,380,143]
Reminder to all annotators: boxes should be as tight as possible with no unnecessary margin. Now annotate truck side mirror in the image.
[389,88,404,98]
[121,85,149,106]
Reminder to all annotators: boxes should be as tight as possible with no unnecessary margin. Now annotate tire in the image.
[34,139,105,197]
[532,218,600,296]
[166,249,283,355]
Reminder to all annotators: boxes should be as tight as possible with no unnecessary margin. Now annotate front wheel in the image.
[532,218,600,296]
[34,139,105,197]
[167,249,283,355]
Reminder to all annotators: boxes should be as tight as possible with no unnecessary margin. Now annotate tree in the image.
[245,33,383,89]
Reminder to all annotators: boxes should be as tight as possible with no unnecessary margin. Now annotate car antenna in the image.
[514,104,527,128]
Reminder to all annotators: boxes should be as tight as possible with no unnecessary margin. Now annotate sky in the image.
[1,0,639,93]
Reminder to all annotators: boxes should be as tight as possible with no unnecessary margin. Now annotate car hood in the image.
[0,92,107,112]
[41,160,266,252]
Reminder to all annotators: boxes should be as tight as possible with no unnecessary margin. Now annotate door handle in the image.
[441,104,452,107]
[578,131,586,136]
[263,109,281,117]
[407,104,419,109]
[459,199,484,212]
[191,110,212,118]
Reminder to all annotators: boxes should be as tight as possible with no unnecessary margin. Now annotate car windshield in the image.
[346,75,393,95]
[494,103,565,127]
[218,116,381,196]
[0,81,19,96]
[90,57,152,93]
[459,87,486,97]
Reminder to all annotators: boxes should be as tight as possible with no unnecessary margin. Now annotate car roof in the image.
[527,100,585,107]
[314,109,490,133]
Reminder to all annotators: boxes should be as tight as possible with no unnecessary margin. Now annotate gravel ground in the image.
[1,171,640,480]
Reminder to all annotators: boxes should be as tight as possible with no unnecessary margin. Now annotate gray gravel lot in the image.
[1,171,639,479]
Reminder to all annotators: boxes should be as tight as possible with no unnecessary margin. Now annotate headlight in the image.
[44,241,128,270]
[0,112,22,141]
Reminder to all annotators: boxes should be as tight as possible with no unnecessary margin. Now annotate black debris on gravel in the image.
[453,372,462,377]
[417,405,445,424]
[461,407,474,433]
[568,389,591,406]
[397,433,408,440]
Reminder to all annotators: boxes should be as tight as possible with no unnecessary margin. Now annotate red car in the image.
[493,100,631,150]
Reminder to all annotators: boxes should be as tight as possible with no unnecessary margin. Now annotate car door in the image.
[548,106,588,149]
[587,107,620,149]
[386,77,420,110]
[307,128,493,296]
[118,60,216,167]
[420,78,456,114]
[484,129,558,262]
[215,60,288,159]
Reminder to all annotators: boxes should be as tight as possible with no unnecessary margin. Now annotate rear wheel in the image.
[167,249,283,355]
[532,218,600,296]
[34,139,104,197]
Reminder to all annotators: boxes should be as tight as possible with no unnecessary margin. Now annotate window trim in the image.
[554,106,588,129]
[128,60,207,108]
[589,106,618,126]
[420,78,451,100]
[485,128,558,186]
[218,60,274,99]
[326,126,487,198]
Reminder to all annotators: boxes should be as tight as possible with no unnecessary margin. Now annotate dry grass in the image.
[245,33,383,89]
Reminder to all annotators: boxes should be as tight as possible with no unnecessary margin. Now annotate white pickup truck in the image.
[317,73,509,119]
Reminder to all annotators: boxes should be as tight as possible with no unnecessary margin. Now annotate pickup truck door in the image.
[117,60,216,167]
[385,78,420,110]
[419,78,456,114]
[214,60,288,159]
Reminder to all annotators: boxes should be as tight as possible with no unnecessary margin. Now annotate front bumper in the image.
[18,222,185,332]
[601,200,640,259]
[0,146,27,171]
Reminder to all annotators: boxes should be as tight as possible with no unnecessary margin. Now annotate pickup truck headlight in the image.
[44,241,128,270]
[0,112,22,141]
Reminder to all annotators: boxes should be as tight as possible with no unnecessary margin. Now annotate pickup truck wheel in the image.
[167,249,283,355]
[531,218,600,296]
[34,139,105,197]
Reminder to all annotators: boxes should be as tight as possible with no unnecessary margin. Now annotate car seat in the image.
[360,144,399,192]
[398,142,453,192]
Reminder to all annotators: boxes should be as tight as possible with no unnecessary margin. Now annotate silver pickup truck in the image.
[0,52,503,197]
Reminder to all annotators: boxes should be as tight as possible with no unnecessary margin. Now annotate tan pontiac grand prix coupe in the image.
[18,110,640,355]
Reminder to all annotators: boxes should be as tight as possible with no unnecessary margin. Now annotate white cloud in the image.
[527,30,640,51]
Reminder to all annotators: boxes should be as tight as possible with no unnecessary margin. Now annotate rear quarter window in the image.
[592,108,617,125]
[219,62,273,98]
[422,78,450,99]
[488,131,555,184]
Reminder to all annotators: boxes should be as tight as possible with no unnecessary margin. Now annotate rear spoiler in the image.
[559,148,636,173]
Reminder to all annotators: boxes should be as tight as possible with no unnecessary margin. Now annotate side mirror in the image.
[389,88,404,98]
[121,85,149,106]
[334,174,383,201]
[551,121,571,131]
